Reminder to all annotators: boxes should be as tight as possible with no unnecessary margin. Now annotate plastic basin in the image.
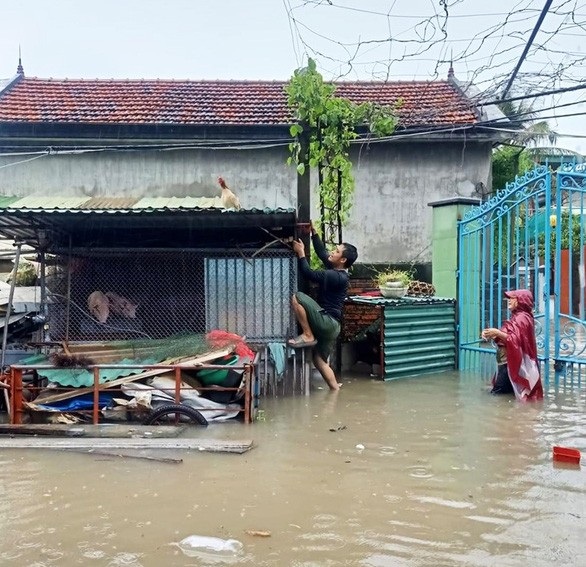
[552,446,581,465]
[197,354,239,386]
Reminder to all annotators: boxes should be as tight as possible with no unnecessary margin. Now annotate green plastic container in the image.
[197,355,240,386]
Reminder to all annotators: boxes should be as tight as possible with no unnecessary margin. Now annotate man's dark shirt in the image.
[298,234,349,321]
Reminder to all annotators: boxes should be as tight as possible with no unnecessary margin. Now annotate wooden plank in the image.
[0,424,186,438]
[65,449,183,463]
[0,437,254,454]
[28,347,233,406]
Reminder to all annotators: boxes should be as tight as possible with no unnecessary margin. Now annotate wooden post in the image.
[11,368,23,424]
[174,366,181,404]
[244,364,251,424]
[92,367,100,425]
[297,131,311,292]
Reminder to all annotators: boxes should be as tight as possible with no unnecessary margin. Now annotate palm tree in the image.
[497,101,557,146]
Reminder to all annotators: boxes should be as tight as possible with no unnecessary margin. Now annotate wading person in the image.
[289,224,357,391]
[481,289,543,401]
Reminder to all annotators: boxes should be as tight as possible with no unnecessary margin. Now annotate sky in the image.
[0,0,584,154]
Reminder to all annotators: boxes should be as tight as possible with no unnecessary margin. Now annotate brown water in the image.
[1,371,585,566]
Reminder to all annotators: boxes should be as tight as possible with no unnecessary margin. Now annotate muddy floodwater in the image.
[1,370,585,566]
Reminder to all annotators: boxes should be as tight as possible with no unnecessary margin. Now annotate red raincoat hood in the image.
[505,289,534,314]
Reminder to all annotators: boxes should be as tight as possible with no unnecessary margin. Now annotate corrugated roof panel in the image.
[83,197,139,209]
[0,196,20,208]
[133,196,222,209]
[348,295,456,305]
[6,196,89,210]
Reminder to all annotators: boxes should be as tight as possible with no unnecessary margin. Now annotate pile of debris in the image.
[9,331,256,425]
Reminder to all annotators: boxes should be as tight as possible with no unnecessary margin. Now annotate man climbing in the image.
[289,223,358,391]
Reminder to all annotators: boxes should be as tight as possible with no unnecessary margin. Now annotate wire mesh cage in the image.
[45,248,297,344]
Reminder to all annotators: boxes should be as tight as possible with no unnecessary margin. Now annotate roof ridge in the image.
[23,77,292,84]
[21,76,450,86]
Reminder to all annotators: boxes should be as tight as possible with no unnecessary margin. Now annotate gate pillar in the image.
[428,197,480,298]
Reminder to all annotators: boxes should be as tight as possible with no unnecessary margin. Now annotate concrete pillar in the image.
[428,198,480,298]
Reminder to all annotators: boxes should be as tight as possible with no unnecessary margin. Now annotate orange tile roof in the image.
[0,77,478,128]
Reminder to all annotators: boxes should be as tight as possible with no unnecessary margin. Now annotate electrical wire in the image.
[0,153,49,170]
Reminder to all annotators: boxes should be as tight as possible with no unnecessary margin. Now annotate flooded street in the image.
[1,370,585,566]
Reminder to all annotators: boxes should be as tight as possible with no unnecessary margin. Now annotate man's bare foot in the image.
[288,334,316,347]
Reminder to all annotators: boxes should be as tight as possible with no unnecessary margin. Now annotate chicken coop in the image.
[0,197,297,343]
[0,197,301,424]
[47,247,297,343]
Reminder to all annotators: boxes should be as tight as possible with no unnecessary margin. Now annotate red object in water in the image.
[553,446,581,464]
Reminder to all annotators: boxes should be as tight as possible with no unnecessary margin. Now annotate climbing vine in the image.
[285,58,400,247]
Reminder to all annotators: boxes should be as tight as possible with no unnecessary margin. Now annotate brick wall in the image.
[342,278,380,341]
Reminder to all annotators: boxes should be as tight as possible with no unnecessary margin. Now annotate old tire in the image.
[143,404,208,426]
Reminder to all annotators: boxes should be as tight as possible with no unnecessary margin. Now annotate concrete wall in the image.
[343,141,491,264]
[0,140,491,264]
[0,147,296,209]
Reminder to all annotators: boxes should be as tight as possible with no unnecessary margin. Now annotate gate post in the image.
[428,198,480,298]
[429,198,481,370]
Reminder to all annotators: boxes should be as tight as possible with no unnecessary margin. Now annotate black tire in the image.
[143,403,208,426]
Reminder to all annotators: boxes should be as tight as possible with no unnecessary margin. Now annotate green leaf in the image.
[297,163,306,175]
[290,124,303,137]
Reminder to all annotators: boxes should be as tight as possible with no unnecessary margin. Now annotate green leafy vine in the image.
[285,58,400,248]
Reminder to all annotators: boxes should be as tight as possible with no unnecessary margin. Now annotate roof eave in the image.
[448,74,508,124]
[0,73,24,98]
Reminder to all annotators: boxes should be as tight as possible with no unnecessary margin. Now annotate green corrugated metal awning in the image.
[348,295,456,305]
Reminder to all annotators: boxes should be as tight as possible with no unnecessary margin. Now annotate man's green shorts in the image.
[295,292,341,360]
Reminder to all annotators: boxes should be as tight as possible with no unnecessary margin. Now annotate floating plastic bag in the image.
[175,535,243,558]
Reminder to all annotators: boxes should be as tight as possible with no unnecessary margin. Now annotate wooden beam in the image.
[0,437,254,454]
[0,424,186,438]
[65,449,183,463]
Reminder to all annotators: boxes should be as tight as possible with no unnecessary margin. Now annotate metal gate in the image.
[458,162,586,384]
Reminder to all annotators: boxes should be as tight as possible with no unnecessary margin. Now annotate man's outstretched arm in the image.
[292,238,326,283]
[310,223,333,269]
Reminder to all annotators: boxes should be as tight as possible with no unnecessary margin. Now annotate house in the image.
[0,63,507,277]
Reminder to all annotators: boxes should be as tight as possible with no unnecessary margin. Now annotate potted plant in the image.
[375,269,412,298]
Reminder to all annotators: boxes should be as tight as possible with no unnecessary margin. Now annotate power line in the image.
[478,82,586,107]
[500,0,554,99]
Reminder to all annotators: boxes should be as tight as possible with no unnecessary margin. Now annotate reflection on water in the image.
[0,371,585,566]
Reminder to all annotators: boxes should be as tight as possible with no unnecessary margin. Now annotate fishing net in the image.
[26,333,226,387]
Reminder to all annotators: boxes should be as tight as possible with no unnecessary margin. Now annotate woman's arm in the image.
[481,328,508,342]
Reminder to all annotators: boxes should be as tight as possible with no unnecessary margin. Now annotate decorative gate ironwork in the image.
[458,162,586,384]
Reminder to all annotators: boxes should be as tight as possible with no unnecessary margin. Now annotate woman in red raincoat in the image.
[482,289,544,401]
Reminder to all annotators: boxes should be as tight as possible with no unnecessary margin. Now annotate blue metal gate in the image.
[458,162,586,384]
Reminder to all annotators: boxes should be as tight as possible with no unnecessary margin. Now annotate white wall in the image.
[344,141,491,263]
[0,140,491,264]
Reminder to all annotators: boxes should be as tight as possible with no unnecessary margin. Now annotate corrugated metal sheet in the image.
[6,196,89,210]
[19,353,159,387]
[349,295,456,305]
[381,300,456,380]
[83,197,139,209]
[0,196,20,208]
[133,196,222,209]
[0,195,295,214]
